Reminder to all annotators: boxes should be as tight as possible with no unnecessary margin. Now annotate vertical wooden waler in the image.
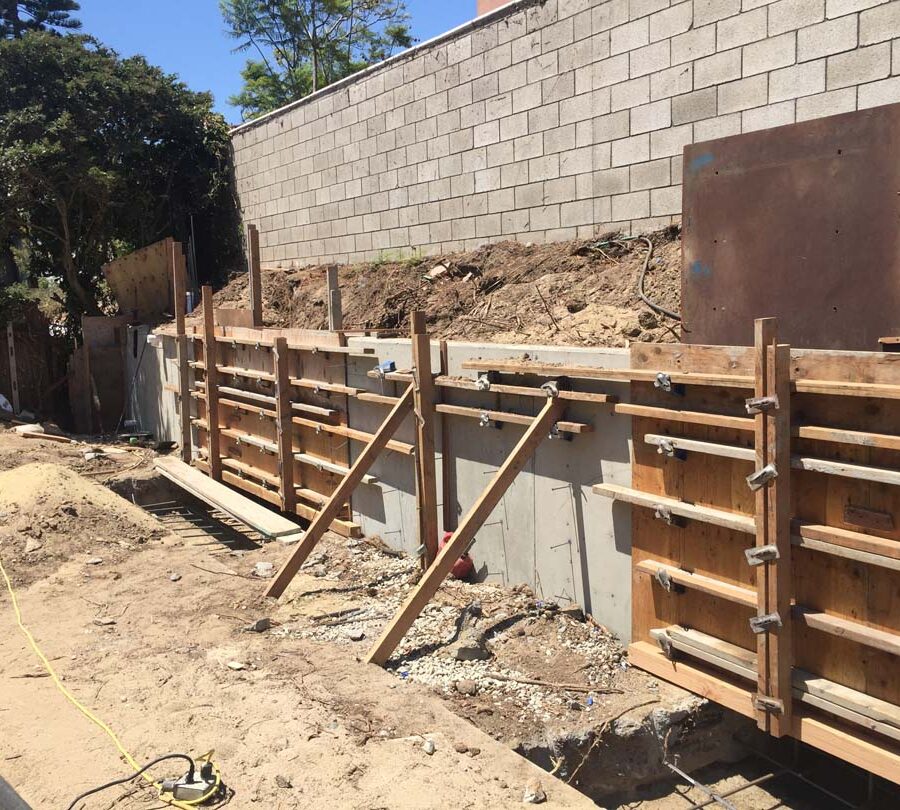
[171,242,192,462]
[752,318,793,736]
[201,285,222,480]
[411,311,438,566]
[246,223,263,328]
[273,336,296,513]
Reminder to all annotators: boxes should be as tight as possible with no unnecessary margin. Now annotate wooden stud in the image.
[411,312,439,566]
[366,396,563,666]
[326,265,343,332]
[274,337,296,514]
[5,322,19,414]
[265,385,415,599]
[753,319,792,737]
[246,223,263,327]
[439,340,455,532]
[201,285,222,480]
[172,243,192,462]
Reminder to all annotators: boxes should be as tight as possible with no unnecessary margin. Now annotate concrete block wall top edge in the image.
[229,0,535,138]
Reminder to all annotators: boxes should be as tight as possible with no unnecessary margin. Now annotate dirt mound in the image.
[212,229,682,347]
[0,462,163,586]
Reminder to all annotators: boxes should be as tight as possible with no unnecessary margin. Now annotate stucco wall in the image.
[231,0,900,265]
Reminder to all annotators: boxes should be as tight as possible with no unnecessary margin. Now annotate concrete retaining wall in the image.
[138,333,635,640]
[231,0,900,267]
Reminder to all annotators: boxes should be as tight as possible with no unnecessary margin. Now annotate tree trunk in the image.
[0,238,18,286]
[57,201,98,315]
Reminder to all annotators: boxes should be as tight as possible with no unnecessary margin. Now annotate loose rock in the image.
[243,618,272,633]
[455,679,478,696]
[24,537,42,554]
[522,777,546,804]
[421,739,436,755]
[169,572,182,582]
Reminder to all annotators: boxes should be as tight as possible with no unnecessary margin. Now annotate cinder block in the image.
[650,122,694,158]
[529,154,561,181]
[473,119,500,149]
[650,1,694,43]
[593,166,631,195]
[486,140,514,168]
[476,213,503,237]
[630,158,672,190]
[717,73,768,114]
[827,42,891,88]
[561,199,594,226]
[561,89,608,124]
[611,133,650,166]
[611,18,650,55]
[560,145,594,175]
[593,109,631,142]
[545,124,577,153]
[593,0,630,34]
[795,86,857,119]
[473,73,500,103]
[650,184,681,215]
[515,132,544,161]
[694,0,742,27]
[860,2,900,46]
[717,8,768,50]
[827,0,884,18]
[693,111,741,140]
[527,51,559,84]
[612,76,651,111]
[631,99,673,133]
[651,64,694,100]
[769,59,826,101]
[593,194,612,223]
[544,176,577,203]
[452,217,476,240]
[512,83,543,113]
[500,111,529,141]
[543,71,576,103]
[592,53,631,88]
[484,92,513,122]
[798,16,858,62]
[484,43,513,74]
[500,160,529,187]
[672,87,718,124]
[671,154,684,184]
[499,62,528,93]
[769,0,824,36]
[515,181,545,208]
[741,99,797,131]
[611,189,650,220]
[528,103,561,133]
[671,24,718,65]
[475,166,500,192]
[542,16,575,51]
[695,48,743,89]
[894,37,900,73]
[448,35,473,66]
[529,203,562,229]
[502,209,530,234]
[630,40,671,78]
[858,74,900,106]
[488,187,516,213]
[743,32,797,75]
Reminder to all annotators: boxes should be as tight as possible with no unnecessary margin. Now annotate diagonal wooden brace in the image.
[265,384,415,599]
[366,396,564,666]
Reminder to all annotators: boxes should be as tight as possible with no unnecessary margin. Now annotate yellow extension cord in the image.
[0,553,221,809]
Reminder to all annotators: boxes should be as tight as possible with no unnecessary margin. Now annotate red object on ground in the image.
[440,531,474,580]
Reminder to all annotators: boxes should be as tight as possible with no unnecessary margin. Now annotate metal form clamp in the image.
[654,567,685,594]
[656,438,688,461]
[653,504,686,528]
[548,423,572,441]
[541,380,560,398]
[478,411,494,428]
[753,695,784,715]
[744,545,780,566]
[745,395,779,414]
[654,372,685,396]
[746,463,778,491]
[749,612,782,634]
[476,373,492,391]
[650,628,675,659]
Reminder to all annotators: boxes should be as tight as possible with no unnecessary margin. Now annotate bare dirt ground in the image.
[0,431,883,810]
[211,229,682,348]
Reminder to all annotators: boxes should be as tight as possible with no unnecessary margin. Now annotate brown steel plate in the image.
[682,103,900,350]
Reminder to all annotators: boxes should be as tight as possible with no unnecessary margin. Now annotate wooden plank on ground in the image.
[154,456,303,540]
[366,397,563,666]
[265,385,416,598]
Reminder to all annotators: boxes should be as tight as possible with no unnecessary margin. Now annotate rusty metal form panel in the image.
[682,103,900,350]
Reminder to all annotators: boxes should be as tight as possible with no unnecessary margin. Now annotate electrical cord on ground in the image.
[0,553,223,809]
[65,754,194,810]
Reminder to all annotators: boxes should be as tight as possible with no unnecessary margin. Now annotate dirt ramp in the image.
[0,462,163,587]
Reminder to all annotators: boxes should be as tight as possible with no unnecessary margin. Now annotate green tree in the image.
[0,32,241,322]
[222,0,413,120]
[0,0,80,38]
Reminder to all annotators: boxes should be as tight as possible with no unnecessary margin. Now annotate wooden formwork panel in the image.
[624,339,900,783]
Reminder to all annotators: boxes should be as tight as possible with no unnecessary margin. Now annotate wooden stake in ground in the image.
[172,241,192,462]
[265,384,415,599]
[327,265,342,332]
[411,311,438,566]
[366,396,563,666]
[274,337,296,513]
[201,285,222,480]
[246,223,262,327]
[753,317,792,736]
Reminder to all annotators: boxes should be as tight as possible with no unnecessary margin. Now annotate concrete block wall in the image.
[231,0,900,267]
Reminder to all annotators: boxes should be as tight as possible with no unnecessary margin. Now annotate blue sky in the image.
[78,1,474,124]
